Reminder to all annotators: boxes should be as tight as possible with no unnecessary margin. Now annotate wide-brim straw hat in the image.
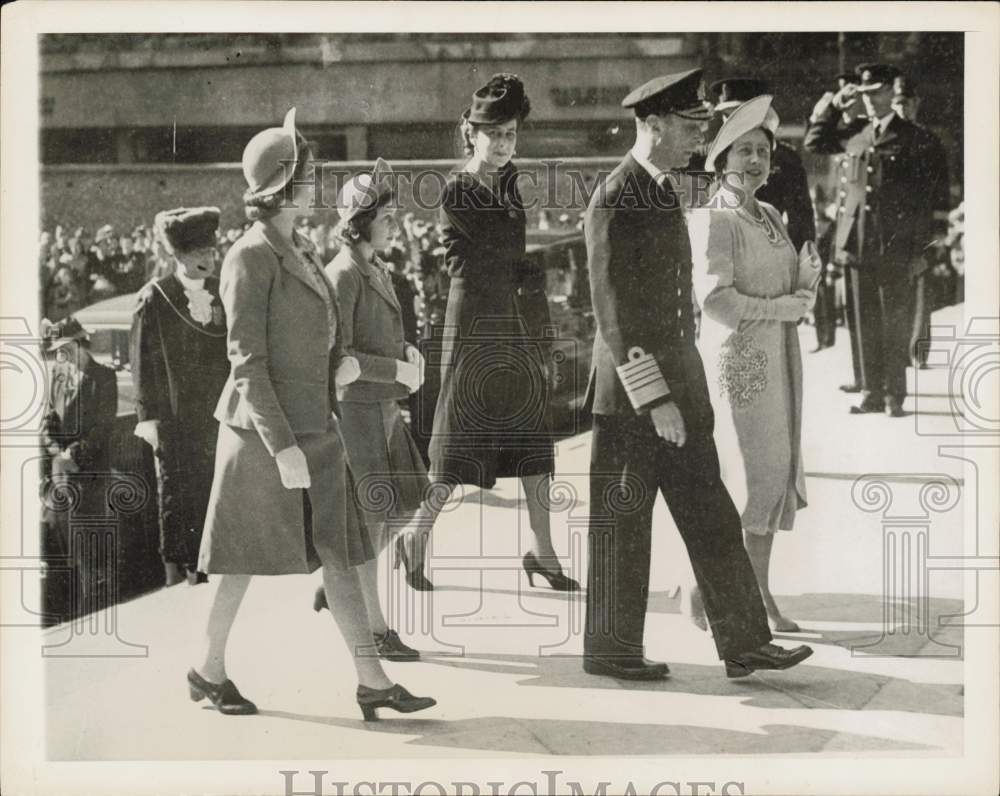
[704,95,780,173]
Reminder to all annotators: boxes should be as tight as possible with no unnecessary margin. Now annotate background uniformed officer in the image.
[804,63,949,417]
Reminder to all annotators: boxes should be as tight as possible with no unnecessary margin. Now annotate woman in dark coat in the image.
[188,109,435,721]
[130,207,229,586]
[397,74,579,593]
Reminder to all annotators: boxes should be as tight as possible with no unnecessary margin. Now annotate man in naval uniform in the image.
[582,68,813,681]
[804,63,949,417]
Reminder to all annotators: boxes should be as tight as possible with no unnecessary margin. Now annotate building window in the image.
[41,128,116,164]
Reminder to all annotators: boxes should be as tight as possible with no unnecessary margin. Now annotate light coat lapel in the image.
[352,247,401,312]
[256,221,328,301]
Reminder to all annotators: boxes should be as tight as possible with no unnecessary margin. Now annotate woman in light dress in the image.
[688,96,816,632]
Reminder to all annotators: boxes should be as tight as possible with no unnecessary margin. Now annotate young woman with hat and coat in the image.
[189,109,436,720]
[395,74,580,594]
[312,158,429,662]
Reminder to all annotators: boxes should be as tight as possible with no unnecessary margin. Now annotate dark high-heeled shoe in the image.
[356,683,436,721]
[522,552,580,592]
[394,534,434,591]
[187,668,257,715]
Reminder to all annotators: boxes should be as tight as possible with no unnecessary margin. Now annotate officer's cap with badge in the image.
[622,68,714,121]
[154,207,221,254]
[854,63,903,93]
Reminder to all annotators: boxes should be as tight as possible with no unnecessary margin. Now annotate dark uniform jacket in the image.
[583,152,713,433]
[804,107,949,284]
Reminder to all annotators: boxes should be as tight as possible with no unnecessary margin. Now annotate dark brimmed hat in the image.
[41,316,90,353]
[855,63,902,92]
[622,68,714,121]
[467,73,528,125]
[710,77,770,112]
[155,207,221,254]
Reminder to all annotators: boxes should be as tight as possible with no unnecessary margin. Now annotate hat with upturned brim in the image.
[155,207,221,254]
[41,316,90,353]
[242,108,302,197]
[466,74,528,125]
[704,95,780,173]
[337,158,395,225]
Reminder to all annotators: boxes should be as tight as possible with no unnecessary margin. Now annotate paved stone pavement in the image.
[44,306,971,760]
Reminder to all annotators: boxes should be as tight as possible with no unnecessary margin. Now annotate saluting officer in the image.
[583,68,813,681]
[804,63,949,417]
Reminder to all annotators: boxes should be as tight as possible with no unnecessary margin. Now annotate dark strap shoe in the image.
[356,683,436,721]
[583,655,670,681]
[374,629,420,662]
[839,382,862,393]
[725,643,813,678]
[187,669,258,715]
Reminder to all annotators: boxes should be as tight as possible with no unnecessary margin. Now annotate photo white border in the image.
[2,3,997,794]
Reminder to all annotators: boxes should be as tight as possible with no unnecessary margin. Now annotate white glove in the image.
[773,293,812,322]
[405,344,425,388]
[133,419,161,450]
[335,356,361,387]
[275,445,311,489]
[395,359,421,394]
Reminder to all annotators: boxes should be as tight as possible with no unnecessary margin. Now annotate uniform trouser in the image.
[844,268,863,386]
[584,413,773,661]
[909,274,930,367]
[850,267,913,403]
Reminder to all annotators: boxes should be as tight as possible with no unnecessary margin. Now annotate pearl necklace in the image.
[742,202,782,246]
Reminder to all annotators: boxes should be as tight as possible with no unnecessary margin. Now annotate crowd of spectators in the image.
[39,213,462,343]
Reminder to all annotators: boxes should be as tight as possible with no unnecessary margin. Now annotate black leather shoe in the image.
[885,397,905,418]
[356,683,436,721]
[850,396,884,414]
[583,655,670,681]
[373,629,420,662]
[187,669,258,715]
[839,382,862,393]
[725,643,813,678]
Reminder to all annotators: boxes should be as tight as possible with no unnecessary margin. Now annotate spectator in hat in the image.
[690,95,816,633]
[313,158,429,662]
[130,207,229,586]
[583,69,811,681]
[39,316,118,617]
[395,73,580,596]
[189,109,435,720]
[805,63,950,417]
